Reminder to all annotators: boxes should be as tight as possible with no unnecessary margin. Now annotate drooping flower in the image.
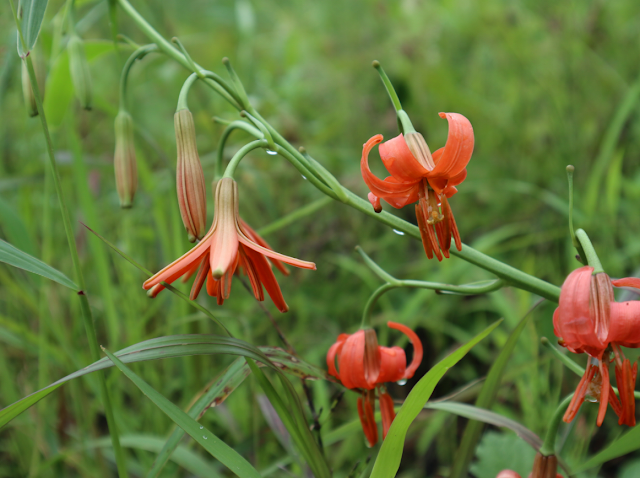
[326,322,423,446]
[175,108,208,242]
[553,266,640,426]
[361,113,474,260]
[143,177,316,312]
[495,453,562,478]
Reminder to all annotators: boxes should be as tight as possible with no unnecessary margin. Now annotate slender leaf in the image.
[102,348,261,478]
[147,358,250,477]
[0,335,327,429]
[0,238,78,290]
[450,300,542,478]
[16,0,49,57]
[370,320,501,478]
[85,435,223,478]
[573,425,640,472]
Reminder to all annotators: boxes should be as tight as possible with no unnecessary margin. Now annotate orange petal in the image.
[357,393,378,447]
[415,203,434,260]
[611,277,640,290]
[338,330,371,390]
[388,321,423,379]
[237,232,316,271]
[243,244,289,312]
[609,301,640,347]
[239,218,289,275]
[326,334,348,379]
[189,254,210,300]
[361,135,420,200]
[563,362,597,423]
[377,346,406,383]
[378,134,429,182]
[209,181,240,279]
[596,360,611,426]
[368,192,382,213]
[379,391,396,439]
[428,113,474,179]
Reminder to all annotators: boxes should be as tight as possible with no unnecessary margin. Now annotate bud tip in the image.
[222,57,230,65]
[566,165,575,172]
[372,60,380,68]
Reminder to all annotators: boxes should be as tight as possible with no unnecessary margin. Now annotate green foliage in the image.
[470,431,537,478]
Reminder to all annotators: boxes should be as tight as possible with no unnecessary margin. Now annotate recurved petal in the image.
[388,321,423,379]
[377,346,406,384]
[378,134,430,181]
[611,277,640,290]
[327,334,348,379]
[379,392,396,439]
[361,135,421,200]
[609,301,640,348]
[243,243,289,312]
[237,232,316,270]
[239,218,289,275]
[428,113,474,179]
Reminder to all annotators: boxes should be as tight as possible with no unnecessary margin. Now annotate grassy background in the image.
[1,0,640,476]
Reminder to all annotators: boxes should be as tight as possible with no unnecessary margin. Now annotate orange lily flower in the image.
[143,178,316,312]
[361,113,474,260]
[326,322,423,446]
[554,266,640,426]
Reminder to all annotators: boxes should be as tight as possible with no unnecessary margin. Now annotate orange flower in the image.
[326,322,423,446]
[361,113,474,260]
[554,266,640,426]
[143,178,316,312]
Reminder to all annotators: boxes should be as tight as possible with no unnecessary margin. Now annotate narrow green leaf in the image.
[573,425,640,472]
[0,238,78,290]
[450,301,542,478]
[147,358,250,478]
[0,335,326,429]
[370,320,502,478]
[85,435,223,478]
[16,0,49,57]
[102,347,261,478]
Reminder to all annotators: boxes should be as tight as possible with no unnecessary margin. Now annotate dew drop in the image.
[301,175,307,180]
[200,426,204,429]
[266,150,277,156]
[584,396,598,403]
[393,229,405,236]
[396,379,408,386]
[203,435,208,440]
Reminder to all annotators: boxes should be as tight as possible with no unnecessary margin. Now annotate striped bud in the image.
[114,110,138,208]
[68,35,92,110]
[175,109,207,242]
[404,131,435,170]
[21,52,45,117]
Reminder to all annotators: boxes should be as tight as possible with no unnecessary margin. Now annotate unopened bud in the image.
[68,35,92,110]
[114,110,137,208]
[175,109,207,242]
[404,131,435,170]
[21,52,45,117]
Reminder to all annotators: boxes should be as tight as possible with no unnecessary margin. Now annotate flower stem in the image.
[566,165,586,264]
[575,229,604,274]
[215,121,263,180]
[539,393,574,456]
[9,0,128,475]
[222,140,268,178]
[176,72,199,111]
[372,60,402,112]
[119,44,158,111]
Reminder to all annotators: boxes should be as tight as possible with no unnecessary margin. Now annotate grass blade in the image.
[370,319,502,478]
[16,0,48,57]
[0,238,78,290]
[449,300,543,478]
[101,347,262,478]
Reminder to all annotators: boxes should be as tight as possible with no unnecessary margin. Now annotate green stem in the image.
[176,72,199,111]
[117,0,563,303]
[575,229,604,274]
[171,37,200,77]
[119,44,157,111]
[355,246,398,284]
[10,2,128,475]
[372,60,402,112]
[222,140,268,178]
[215,120,263,179]
[396,110,416,134]
[242,110,276,149]
[539,393,574,456]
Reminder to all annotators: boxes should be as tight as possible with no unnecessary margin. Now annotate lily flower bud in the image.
[21,52,45,117]
[68,35,92,110]
[113,110,137,208]
[403,131,435,170]
[175,108,207,242]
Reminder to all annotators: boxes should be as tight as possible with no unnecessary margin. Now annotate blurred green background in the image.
[1,0,640,476]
